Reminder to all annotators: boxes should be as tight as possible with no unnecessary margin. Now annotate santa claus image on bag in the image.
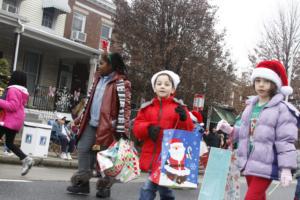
[164,138,191,184]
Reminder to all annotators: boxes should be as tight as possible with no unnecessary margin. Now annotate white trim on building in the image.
[75,1,111,19]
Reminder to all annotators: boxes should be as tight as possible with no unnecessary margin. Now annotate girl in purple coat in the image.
[0,71,34,176]
[217,60,299,200]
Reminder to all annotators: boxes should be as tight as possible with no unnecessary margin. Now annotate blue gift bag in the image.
[198,147,232,200]
[150,126,203,188]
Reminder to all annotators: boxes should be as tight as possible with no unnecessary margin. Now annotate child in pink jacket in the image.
[0,71,34,176]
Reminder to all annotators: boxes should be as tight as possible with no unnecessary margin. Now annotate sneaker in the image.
[67,153,72,160]
[67,182,90,194]
[21,156,34,176]
[4,151,14,156]
[60,152,67,160]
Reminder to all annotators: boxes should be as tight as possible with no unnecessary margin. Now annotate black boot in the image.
[67,181,90,194]
[67,172,91,195]
[96,188,111,198]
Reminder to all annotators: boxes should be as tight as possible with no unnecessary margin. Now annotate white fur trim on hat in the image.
[151,70,180,90]
[251,67,282,88]
[280,86,293,96]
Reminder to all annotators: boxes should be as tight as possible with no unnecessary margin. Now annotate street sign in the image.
[193,94,205,111]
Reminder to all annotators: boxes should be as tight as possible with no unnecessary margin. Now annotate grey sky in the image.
[213,0,290,73]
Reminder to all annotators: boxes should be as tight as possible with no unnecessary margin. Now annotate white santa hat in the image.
[151,70,180,90]
[250,60,293,96]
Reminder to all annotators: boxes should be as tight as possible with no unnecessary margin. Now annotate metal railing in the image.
[28,85,73,112]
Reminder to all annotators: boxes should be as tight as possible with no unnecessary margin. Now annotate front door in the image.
[23,51,41,95]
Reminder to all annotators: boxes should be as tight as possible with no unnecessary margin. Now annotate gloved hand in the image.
[280,168,292,187]
[175,105,187,121]
[216,120,233,134]
[148,125,160,142]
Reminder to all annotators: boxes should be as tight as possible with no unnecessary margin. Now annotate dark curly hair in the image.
[101,52,127,75]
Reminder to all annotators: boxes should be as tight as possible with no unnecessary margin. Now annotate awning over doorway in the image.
[42,0,71,14]
[210,106,236,125]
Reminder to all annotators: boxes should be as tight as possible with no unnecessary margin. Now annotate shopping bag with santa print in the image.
[150,126,202,189]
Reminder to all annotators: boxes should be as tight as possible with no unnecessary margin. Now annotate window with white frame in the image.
[2,0,19,14]
[72,12,86,32]
[100,24,111,40]
[42,8,56,28]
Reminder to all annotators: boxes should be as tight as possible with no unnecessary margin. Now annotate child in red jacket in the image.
[133,70,194,200]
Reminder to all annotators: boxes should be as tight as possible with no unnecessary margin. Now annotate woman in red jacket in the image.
[133,70,194,200]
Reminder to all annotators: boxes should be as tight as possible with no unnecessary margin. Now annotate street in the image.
[0,164,296,200]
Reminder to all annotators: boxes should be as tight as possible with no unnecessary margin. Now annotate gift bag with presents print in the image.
[198,147,232,200]
[224,149,240,200]
[150,126,203,188]
[97,138,140,183]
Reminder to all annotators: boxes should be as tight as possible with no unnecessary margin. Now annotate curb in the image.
[0,155,78,169]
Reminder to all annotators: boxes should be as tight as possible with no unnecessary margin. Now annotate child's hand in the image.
[175,105,187,121]
[216,120,233,134]
[280,168,292,187]
[148,125,160,142]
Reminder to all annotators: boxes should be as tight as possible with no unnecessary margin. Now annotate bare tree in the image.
[112,0,236,109]
[248,0,300,107]
[249,0,300,80]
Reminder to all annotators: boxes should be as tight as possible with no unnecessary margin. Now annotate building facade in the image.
[0,0,115,114]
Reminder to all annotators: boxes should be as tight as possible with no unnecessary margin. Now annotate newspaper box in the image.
[21,122,52,158]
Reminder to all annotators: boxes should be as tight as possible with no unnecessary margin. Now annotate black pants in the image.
[0,126,27,160]
[58,135,76,153]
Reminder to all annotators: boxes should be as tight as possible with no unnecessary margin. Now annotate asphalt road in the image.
[0,164,297,200]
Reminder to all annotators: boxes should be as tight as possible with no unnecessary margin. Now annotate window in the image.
[2,0,18,14]
[100,25,111,40]
[72,12,86,32]
[42,8,55,28]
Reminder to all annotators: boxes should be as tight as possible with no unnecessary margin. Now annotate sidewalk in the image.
[0,145,78,169]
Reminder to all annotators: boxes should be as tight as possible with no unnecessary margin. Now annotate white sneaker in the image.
[4,151,14,156]
[21,156,34,176]
[66,153,72,160]
[60,152,67,160]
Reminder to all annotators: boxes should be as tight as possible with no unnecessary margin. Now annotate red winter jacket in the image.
[133,96,194,172]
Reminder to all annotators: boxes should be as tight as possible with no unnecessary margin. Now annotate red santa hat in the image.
[151,70,180,90]
[169,138,182,147]
[250,60,293,96]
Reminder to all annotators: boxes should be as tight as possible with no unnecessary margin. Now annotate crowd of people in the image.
[0,53,300,200]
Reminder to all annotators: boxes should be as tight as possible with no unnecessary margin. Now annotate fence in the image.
[28,85,73,112]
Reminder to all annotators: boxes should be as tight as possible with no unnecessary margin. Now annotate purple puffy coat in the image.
[233,93,298,180]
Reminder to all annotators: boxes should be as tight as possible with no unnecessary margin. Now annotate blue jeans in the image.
[139,179,175,200]
[295,177,300,199]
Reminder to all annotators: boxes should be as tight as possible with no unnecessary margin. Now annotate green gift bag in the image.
[198,147,232,200]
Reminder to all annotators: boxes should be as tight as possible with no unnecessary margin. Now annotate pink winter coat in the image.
[0,85,29,131]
